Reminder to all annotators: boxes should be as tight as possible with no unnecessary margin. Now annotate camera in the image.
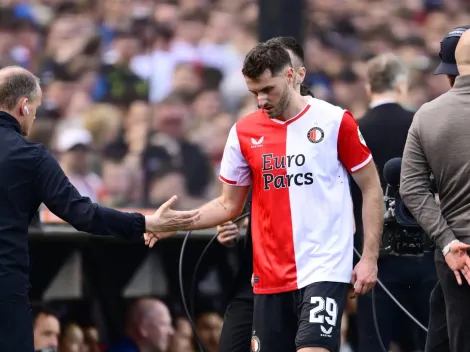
[380,158,435,256]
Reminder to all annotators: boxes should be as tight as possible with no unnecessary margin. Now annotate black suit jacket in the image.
[0,112,145,301]
[351,102,413,249]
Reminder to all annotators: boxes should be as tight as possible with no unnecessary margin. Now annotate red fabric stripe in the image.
[219,175,237,185]
[237,114,297,293]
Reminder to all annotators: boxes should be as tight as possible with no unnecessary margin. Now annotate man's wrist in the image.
[442,239,459,256]
[361,252,379,261]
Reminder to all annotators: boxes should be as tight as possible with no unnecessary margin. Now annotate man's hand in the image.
[217,221,240,247]
[144,231,175,248]
[251,273,254,287]
[445,241,470,285]
[144,195,200,238]
[351,256,378,298]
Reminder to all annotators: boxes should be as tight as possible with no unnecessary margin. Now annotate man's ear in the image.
[286,67,295,85]
[20,98,29,116]
[297,67,306,85]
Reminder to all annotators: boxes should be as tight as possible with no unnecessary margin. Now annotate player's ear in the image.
[286,67,295,85]
[297,66,306,85]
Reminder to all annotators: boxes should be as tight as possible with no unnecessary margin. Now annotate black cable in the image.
[189,233,219,320]
[371,287,388,352]
[179,212,251,352]
[189,212,251,320]
[179,229,206,352]
[354,247,388,352]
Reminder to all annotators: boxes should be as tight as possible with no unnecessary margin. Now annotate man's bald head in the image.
[455,30,470,75]
[126,298,168,327]
[0,66,40,110]
[125,298,174,352]
[0,65,42,136]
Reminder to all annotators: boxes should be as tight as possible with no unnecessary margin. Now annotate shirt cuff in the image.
[435,228,457,252]
[132,213,146,240]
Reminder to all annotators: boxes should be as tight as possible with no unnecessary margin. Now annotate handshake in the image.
[143,195,201,247]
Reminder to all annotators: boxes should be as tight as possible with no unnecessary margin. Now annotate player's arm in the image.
[351,162,383,260]
[187,184,250,230]
[190,123,252,229]
[338,111,383,260]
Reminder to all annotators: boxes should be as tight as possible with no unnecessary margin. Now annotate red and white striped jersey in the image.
[220,97,372,294]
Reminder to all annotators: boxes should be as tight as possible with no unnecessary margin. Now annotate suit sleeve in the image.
[337,111,372,173]
[33,145,145,240]
[219,124,252,186]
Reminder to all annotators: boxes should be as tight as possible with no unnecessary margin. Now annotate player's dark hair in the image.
[300,84,314,97]
[242,42,293,80]
[266,36,305,63]
[265,37,314,97]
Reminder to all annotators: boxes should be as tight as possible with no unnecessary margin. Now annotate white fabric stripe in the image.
[351,154,372,172]
[287,99,354,290]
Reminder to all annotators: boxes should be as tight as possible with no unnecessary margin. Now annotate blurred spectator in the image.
[94,29,148,107]
[195,311,223,352]
[59,322,86,352]
[168,317,194,352]
[55,128,103,203]
[106,298,174,352]
[83,326,101,352]
[142,94,212,208]
[32,302,61,351]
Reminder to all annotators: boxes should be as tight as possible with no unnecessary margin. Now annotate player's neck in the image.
[280,94,310,121]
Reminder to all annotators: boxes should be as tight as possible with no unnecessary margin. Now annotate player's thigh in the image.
[252,292,297,352]
[296,282,349,352]
[219,298,253,352]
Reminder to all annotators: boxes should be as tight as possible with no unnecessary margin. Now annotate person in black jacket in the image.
[351,53,437,352]
[216,36,314,352]
[0,65,200,352]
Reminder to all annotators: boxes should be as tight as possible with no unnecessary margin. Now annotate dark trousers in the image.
[357,253,437,352]
[0,298,34,352]
[425,281,449,352]
[218,297,253,352]
[427,249,470,352]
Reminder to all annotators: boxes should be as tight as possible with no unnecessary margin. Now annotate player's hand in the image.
[445,241,470,285]
[251,273,254,287]
[144,231,175,248]
[217,221,240,247]
[351,256,378,298]
[145,195,200,234]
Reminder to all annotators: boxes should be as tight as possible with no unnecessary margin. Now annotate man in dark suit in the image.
[0,65,200,352]
[351,53,437,352]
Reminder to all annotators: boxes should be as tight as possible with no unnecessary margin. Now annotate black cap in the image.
[435,26,470,76]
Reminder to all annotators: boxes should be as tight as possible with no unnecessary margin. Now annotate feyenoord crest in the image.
[251,334,261,352]
[307,127,324,143]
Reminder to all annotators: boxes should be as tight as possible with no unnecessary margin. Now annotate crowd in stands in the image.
[3,0,470,350]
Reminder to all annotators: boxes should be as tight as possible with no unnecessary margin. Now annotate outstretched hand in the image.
[144,196,200,247]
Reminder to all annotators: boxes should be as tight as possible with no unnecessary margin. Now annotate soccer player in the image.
[217,36,314,352]
[146,42,383,352]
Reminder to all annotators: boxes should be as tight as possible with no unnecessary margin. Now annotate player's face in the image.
[245,67,295,119]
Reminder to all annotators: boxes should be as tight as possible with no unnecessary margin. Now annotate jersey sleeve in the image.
[337,110,372,173]
[219,124,252,186]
